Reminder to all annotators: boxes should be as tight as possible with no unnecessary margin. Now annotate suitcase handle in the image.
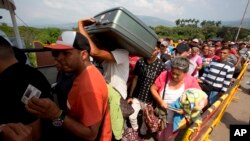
[96,19,110,25]
[85,19,109,30]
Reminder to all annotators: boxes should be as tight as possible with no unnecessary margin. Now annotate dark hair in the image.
[74,32,90,53]
[0,36,11,46]
[160,54,171,63]
[175,43,190,54]
[0,42,14,59]
[12,46,27,64]
[221,46,231,51]
[156,40,161,48]
[164,38,171,42]
[171,57,190,73]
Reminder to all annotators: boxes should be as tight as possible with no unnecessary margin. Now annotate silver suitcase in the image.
[85,7,158,57]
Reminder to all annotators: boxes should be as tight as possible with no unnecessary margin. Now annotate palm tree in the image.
[200,20,206,27]
[192,18,195,25]
[187,19,191,26]
[195,19,199,27]
[211,21,215,26]
[180,19,185,26]
[175,19,180,26]
[185,19,189,25]
[216,21,222,27]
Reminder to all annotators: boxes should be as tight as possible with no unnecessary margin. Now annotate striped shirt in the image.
[200,60,235,92]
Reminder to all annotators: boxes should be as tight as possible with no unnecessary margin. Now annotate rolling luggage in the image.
[85,7,158,57]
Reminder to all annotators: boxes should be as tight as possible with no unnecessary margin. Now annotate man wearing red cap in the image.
[26,31,112,141]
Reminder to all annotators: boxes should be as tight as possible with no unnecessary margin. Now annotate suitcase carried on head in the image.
[85,7,158,58]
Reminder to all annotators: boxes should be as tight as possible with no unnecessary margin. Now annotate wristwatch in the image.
[52,110,66,127]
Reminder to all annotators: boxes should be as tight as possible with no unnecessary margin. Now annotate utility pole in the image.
[235,0,250,42]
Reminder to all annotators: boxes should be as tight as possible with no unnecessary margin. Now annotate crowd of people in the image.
[0,17,250,141]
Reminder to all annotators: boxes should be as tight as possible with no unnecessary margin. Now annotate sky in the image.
[0,0,250,26]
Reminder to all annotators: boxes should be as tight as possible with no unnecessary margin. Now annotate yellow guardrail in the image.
[180,61,249,141]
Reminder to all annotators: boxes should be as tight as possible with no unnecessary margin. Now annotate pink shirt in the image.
[154,71,201,94]
[190,55,202,77]
[190,55,202,66]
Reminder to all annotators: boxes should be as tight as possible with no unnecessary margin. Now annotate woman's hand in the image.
[175,109,185,114]
[160,101,168,109]
[197,79,203,83]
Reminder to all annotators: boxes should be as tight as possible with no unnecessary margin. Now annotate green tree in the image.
[36,28,61,44]
[180,19,185,27]
[200,20,206,27]
[216,21,221,27]
[195,19,199,27]
[202,26,219,39]
[153,25,172,37]
[217,26,236,41]
[175,19,180,26]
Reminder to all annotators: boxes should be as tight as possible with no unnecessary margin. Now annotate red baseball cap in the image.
[45,31,90,52]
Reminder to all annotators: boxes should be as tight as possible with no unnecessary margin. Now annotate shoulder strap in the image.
[162,71,169,99]
[211,63,226,86]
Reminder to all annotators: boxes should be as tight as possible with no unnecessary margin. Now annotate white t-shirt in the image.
[102,49,129,99]
[160,83,185,123]
[187,60,197,75]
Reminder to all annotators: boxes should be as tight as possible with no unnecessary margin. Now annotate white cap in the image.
[230,42,235,45]
[192,38,199,43]
[160,41,169,47]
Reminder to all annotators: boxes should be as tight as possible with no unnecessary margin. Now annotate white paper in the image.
[21,84,41,104]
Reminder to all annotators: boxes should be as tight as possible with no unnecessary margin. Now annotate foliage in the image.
[200,20,221,27]
[217,26,237,41]
[0,24,61,46]
[0,23,61,66]
[36,28,61,44]
[0,21,250,65]
[201,26,220,39]
[175,18,200,27]
[154,25,173,37]
[153,22,249,41]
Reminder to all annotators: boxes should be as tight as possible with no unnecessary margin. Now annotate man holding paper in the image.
[0,34,51,141]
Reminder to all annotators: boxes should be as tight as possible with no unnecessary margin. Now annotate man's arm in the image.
[26,97,101,141]
[150,84,167,109]
[127,75,138,104]
[200,62,211,81]
[128,75,138,98]
[63,115,101,141]
[78,19,115,62]
[235,54,241,68]
[28,119,41,141]
[127,59,142,102]
[221,66,235,92]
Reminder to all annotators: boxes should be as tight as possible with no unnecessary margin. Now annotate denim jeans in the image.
[208,91,219,105]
